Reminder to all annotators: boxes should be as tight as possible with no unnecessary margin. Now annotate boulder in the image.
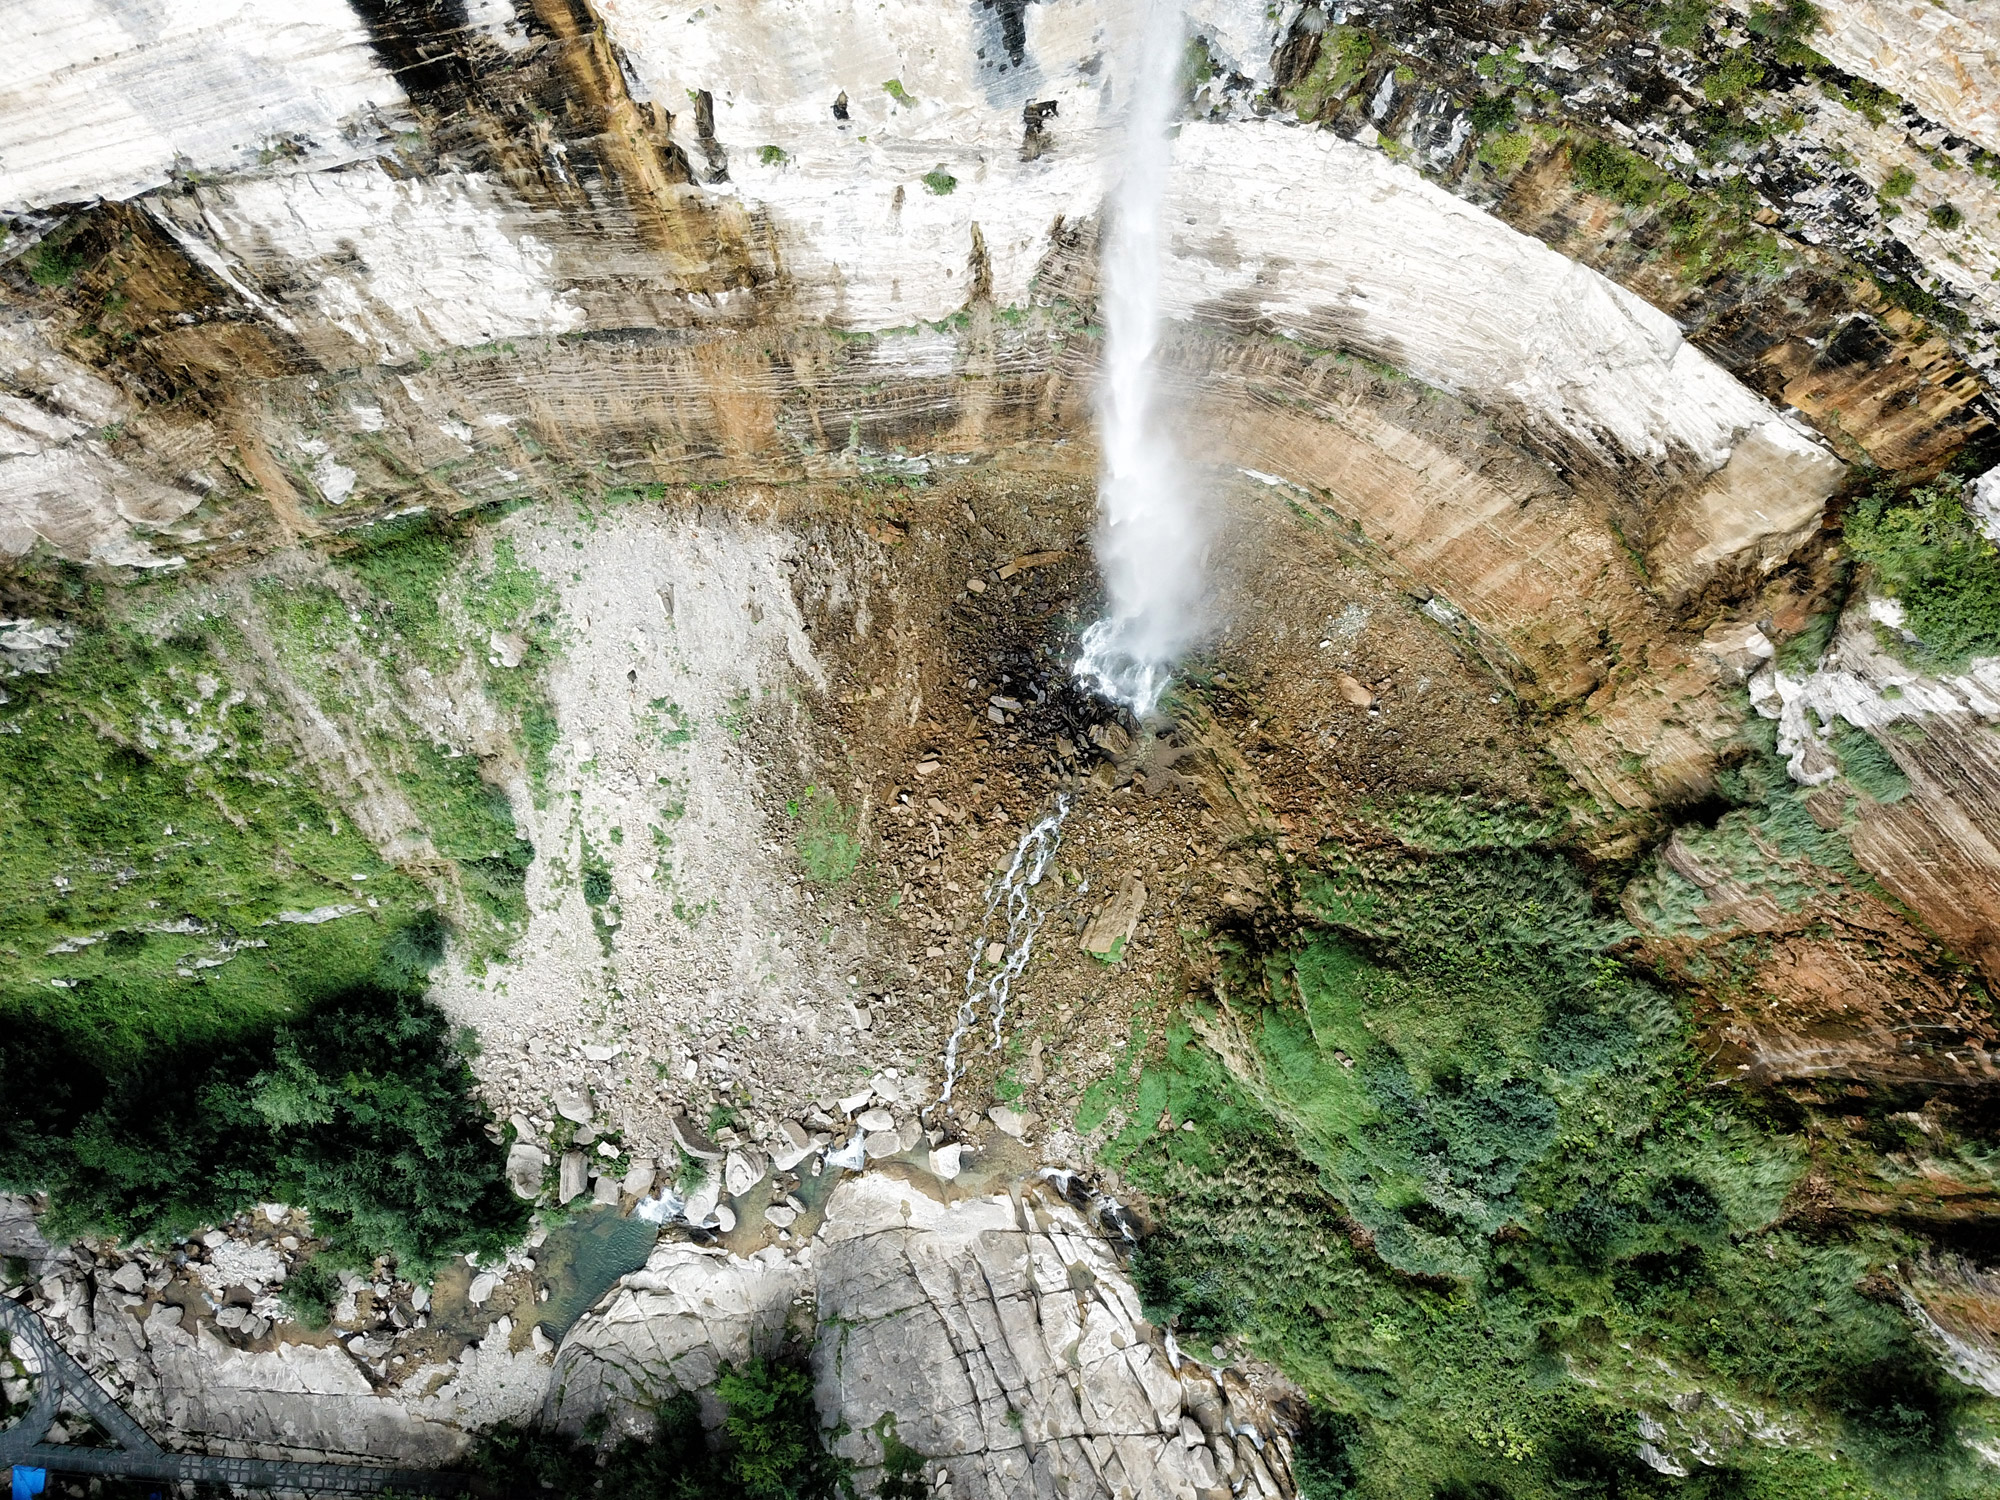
[987,1105,1037,1140]
[863,1130,901,1159]
[556,1091,594,1125]
[621,1162,658,1198]
[592,1175,621,1206]
[559,1151,589,1204]
[506,1142,549,1201]
[928,1143,964,1181]
[468,1272,499,1306]
[723,1148,766,1198]
[1080,876,1147,963]
[670,1113,724,1161]
[682,1176,722,1227]
[856,1106,895,1132]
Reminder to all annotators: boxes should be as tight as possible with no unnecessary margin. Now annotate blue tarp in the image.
[9,1466,48,1500]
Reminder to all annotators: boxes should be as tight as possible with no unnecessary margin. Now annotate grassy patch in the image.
[0,619,428,1061]
[1569,138,1787,277]
[791,787,863,888]
[920,168,957,195]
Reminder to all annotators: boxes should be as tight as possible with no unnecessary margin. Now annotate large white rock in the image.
[0,0,408,212]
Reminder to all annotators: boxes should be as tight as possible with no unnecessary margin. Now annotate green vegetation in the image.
[1701,47,1765,106]
[0,618,429,1059]
[0,969,526,1270]
[1624,714,1872,934]
[1929,202,1965,231]
[1845,478,2000,669]
[0,517,566,1267]
[1879,166,1918,211]
[1651,0,1713,51]
[24,235,88,287]
[1290,25,1375,120]
[1467,95,1517,135]
[281,1258,339,1329]
[1179,35,1218,98]
[1084,809,1994,1496]
[1828,720,1913,803]
[881,79,914,106]
[757,145,789,168]
[920,168,957,196]
[1569,138,1787,277]
[1746,0,1826,65]
[791,787,863,888]
[1829,72,1900,127]
[465,1353,845,1498]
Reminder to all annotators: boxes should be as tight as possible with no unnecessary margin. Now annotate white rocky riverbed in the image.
[0,1163,1296,1500]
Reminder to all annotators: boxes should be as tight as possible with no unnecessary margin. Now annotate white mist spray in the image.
[1075,0,1201,717]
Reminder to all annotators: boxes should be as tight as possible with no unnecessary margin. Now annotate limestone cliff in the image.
[3,1,2000,1496]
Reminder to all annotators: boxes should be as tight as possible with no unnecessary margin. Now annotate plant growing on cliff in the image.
[1289,25,1375,120]
[1845,479,2000,669]
[920,168,956,196]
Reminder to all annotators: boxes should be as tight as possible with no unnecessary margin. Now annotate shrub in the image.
[281,1259,338,1329]
[1928,201,1964,230]
[758,145,788,167]
[1290,25,1375,119]
[920,168,957,196]
[1572,140,1661,205]
[1747,0,1825,63]
[1701,46,1765,105]
[1652,0,1712,50]
[1845,480,2000,668]
[881,79,914,106]
[1468,95,1516,134]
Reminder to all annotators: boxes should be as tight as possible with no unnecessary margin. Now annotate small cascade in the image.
[937,795,1071,1105]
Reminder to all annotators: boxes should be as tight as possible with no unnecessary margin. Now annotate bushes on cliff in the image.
[1845,478,2000,670]
[1112,822,1989,1497]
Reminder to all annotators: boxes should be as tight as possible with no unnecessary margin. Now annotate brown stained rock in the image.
[1334,672,1375,708]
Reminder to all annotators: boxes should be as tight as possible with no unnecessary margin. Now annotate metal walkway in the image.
[1,1297,467,1495]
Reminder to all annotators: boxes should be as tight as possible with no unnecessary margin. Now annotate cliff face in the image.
[4,0,2000,1493]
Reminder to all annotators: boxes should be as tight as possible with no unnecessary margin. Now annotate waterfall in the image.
[937,796,1070,1106]
[1074,0,1202,718]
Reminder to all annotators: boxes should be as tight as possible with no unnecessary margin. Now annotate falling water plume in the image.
[1075,0,1202,718]
[937,796,1070,1106]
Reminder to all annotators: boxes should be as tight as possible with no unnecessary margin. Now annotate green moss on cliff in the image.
[1103,816,1993,1496]
[0,618,427,1060]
